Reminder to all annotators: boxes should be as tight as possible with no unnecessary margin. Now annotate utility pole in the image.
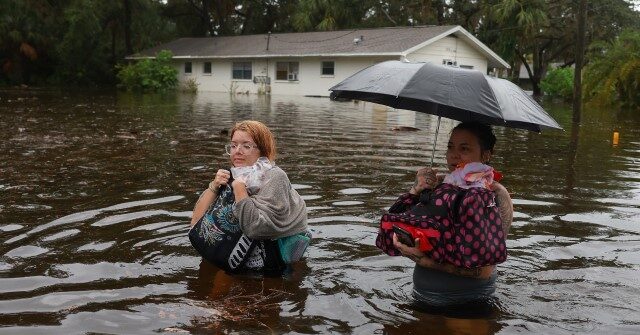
[572,0,587,123]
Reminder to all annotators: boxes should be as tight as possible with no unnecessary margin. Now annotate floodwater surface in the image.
[1,89,639,334]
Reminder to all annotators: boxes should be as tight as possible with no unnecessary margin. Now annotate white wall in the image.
[175,56,395,97]
[173,37,491,96]
[268,56,395,96]
[407,36,488,73]
[176,59,258,94]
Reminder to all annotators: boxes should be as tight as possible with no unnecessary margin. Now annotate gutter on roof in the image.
[126,52,403,60]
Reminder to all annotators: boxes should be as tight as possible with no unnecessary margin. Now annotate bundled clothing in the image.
[189,160,309,274]
[443,162,502,189]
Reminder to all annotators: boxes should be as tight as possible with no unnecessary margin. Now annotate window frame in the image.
[232,61,252,80]
[321,61,335,76]
[203,61,212,75]
[275,61,299,81]
[184,62,192,75]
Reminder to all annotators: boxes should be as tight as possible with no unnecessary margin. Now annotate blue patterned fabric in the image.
[189,185,257,273]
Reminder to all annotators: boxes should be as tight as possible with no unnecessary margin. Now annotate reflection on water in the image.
[1,89,639,334]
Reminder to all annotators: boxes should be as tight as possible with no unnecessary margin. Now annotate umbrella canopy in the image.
[329,60,563,132]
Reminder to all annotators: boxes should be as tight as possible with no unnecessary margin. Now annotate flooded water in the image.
[1,89,639,334]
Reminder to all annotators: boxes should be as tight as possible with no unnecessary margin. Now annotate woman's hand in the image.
[192,169,230,227]
[231,178,249,202]
[393,232,493,279]
[392,233,434,267]
[410,168,438,195]
[231,178,246,190]
[210,169,231,192]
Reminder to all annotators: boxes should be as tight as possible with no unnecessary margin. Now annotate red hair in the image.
[230,120,277,161]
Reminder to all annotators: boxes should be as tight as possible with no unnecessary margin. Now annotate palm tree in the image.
[583,29,640,109]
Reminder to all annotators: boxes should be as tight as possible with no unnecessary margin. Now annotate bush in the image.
[181,77,199,93]
[116,50,178,92]
[540,67,574,100]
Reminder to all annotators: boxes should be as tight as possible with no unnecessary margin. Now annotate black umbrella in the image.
[330,60,563,164]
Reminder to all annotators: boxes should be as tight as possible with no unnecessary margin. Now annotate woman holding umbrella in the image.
[387,121,513,307]
[331,60,560,308]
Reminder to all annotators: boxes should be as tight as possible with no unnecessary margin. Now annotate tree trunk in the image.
[111,24,117,65]
[531,46,543,97]
[124,0,133,55]
[572,0,587,123]
[516,51,533,83]
[433,0,445,25]
[205,0,216,36]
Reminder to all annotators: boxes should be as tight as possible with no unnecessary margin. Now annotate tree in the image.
[572,0,586,123]
[583,29,640,109]
[491,0,553,96]
[489,0,640,97]
[0,0,61,85]
[291,0,371,31]
[0,0,175,86]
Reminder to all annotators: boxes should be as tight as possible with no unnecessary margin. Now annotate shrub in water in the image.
[117,50,178,92]
[540,67,574,100]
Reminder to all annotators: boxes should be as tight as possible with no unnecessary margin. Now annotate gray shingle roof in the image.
[131,25,457,58]
[129,25,510,68]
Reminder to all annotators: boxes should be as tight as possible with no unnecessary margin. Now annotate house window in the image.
[460,65,474,69]
[184,62,192,74]
[203,62,212,74]
[276,62,299,81]
[232,62,252,80]
[321,61,334,76]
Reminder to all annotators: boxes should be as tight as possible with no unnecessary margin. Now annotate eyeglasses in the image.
[225,142,258,154]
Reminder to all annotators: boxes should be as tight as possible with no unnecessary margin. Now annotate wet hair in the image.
[230,120,277,161]
[452,122,496,154]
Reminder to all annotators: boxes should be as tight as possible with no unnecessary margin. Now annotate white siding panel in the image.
[174,50,492,95]
[180,56,397,96]
[407,37,488,73]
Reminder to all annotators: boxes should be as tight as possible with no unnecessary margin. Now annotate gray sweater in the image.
[234,166,308,239]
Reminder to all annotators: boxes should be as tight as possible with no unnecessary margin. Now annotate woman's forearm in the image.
[391,219,496,279]
[232,181,249,202]
[190,188,216,226]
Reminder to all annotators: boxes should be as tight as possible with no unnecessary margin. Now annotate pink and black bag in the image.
[375,183,507,268]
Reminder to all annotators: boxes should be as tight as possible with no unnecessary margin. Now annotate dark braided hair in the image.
[452,122,496,154]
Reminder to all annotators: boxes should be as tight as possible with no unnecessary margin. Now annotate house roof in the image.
[129,25,510,69]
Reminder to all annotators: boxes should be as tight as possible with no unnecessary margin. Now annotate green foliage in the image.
[291,0,370,31]
[0,0,175,86]
[116,50,178,92]
[541,67,574,100]
[583,29,640,109]
[485,0,640,96]
[0,0,60,85]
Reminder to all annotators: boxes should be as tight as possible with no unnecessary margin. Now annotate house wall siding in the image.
[407,36,488,72]
[173,37,492,95]
[176,56,395,96]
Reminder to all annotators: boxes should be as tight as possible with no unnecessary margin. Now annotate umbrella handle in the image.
[430,116,441,168]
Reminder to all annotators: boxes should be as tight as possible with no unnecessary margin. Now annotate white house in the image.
[129,25,510,97]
